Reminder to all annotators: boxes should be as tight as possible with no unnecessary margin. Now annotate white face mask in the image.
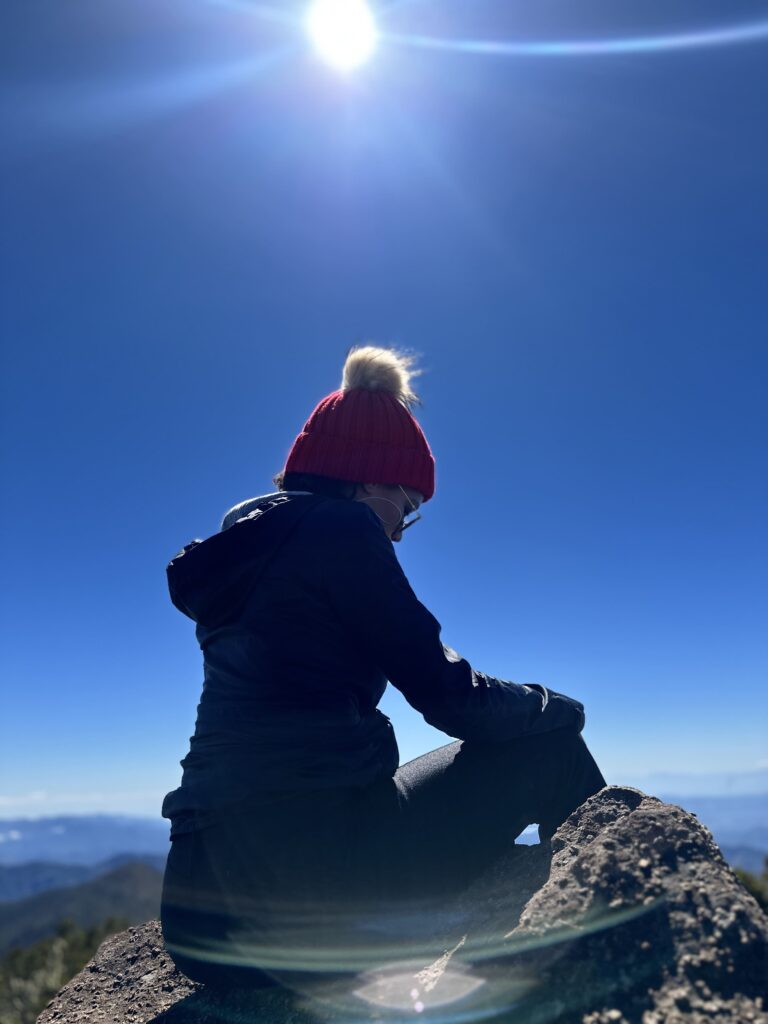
[358,495,404,530]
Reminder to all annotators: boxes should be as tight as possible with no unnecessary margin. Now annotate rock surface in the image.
[39,787,768,1023]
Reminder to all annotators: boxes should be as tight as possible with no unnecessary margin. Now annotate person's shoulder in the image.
[220,493,383,546]
[221,491,323,532]
[306,499,399,585]
[221,492,284,531]
[310,496,383,536]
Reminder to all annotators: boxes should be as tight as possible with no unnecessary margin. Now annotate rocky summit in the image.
[39,787,768,1023]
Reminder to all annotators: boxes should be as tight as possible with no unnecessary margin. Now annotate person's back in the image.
[162,492,400,834]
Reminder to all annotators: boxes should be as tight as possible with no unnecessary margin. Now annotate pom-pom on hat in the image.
[284,346,436,501]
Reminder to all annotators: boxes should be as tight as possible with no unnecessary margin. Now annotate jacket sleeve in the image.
[322,502,585,742]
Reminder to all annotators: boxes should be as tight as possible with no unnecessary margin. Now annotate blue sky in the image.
[1,0,766,818]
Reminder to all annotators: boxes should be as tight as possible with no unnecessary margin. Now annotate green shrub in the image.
[0,916,128,1024]
[735,856,768,914]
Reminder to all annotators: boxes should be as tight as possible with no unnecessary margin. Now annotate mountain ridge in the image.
[0,861,163,954]
[0,853,167,903]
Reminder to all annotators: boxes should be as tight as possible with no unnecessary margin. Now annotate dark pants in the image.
[161,728,605,987]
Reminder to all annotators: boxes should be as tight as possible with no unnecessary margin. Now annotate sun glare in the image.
[306,0,378,72]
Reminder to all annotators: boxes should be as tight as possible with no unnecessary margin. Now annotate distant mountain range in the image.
[1,793,766,870]
[658,793,768,848]
[0,815,168,866]
[0,853,167,903]
[657,792,768,873]
[633,767,768,797]
[0,788,764,913]
[0,861,163,954]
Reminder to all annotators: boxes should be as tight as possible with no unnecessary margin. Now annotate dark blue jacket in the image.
[162,492,585,834]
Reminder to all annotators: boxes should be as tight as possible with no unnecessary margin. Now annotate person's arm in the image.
[322,502,585,742]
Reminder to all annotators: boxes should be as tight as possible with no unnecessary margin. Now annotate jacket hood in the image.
[167,492,324,628]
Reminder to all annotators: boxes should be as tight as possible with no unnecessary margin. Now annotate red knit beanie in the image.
[284,346,435,501]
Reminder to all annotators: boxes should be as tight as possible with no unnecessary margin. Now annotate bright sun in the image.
[305,0,378,72]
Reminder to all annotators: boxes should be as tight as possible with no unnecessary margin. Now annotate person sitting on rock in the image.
[160,344,606,989]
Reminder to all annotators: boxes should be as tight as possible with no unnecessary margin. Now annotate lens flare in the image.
[305,0,378,71]
[383,18,768,58]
